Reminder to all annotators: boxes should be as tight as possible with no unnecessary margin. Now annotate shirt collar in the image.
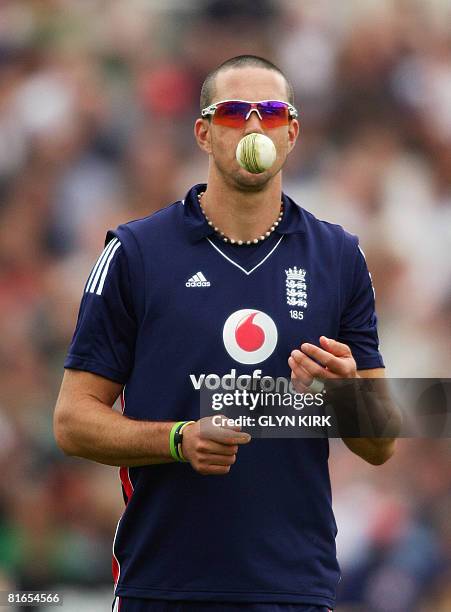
[183,183,305,244]
[183,184,215,243]
[276,192,306,236]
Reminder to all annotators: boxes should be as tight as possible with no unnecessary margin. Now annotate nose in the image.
[244,111,264,135]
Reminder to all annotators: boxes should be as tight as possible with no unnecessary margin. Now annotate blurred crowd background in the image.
[0,0,450,610]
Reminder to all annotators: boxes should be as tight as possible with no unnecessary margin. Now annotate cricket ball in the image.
[236,133,276,174]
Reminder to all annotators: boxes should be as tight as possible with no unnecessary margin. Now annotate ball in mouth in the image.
[236,133,277,174]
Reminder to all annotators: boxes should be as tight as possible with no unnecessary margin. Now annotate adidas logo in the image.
[186,272,211,287]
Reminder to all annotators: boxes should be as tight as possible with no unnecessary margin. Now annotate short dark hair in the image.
[200,55,294,111]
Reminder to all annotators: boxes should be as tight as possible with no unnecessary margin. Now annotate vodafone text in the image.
[190,368,325,411]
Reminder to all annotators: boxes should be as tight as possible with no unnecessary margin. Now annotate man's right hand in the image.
[181,417,251,476]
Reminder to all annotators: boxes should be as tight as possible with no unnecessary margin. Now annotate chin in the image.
[233,168,273,192]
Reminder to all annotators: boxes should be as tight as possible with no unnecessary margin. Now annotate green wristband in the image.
[177,421,195,461]
[169,421,188,462]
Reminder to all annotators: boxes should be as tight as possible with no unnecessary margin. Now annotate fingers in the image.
[201,417,251,445]
[288,338,357,379]
[189,438,238,476]
[289,348,331,380]
[199,464,234,476]
[205,453,236,467]
[308,338,356,377]
[196,440,239,456]
[319,336,352,358]
[288,355,313,391]
[183,417,251,477]
[299,344,343,373]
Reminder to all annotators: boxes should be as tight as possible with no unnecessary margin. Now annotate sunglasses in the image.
[201,99,298,128]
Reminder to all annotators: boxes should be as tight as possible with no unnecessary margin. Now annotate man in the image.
[54,55,395,612]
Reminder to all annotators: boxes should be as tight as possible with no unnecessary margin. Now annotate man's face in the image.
[199,67,299,192]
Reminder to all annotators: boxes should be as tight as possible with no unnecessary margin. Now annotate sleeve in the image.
[337,240,385,370]
[64,232,137,384]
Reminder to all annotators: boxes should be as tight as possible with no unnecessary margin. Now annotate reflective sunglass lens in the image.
[258,102,289,127]
[213,102,250,126]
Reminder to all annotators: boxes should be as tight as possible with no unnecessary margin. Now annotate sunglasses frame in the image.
[201,99,299,124]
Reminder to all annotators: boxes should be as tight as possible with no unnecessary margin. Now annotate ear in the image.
[194,118,212,154]
[287,119,300,153]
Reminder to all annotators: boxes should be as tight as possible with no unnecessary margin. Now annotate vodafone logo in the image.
[223,309,278,364]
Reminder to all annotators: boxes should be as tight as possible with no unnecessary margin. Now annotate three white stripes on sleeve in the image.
[85,238,121,295]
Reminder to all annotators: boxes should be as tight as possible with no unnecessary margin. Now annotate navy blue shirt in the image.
[65,184,384,608]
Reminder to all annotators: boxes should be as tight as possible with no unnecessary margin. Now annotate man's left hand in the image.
[288,336,357,388]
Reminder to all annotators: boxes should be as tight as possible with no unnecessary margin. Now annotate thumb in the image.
[320,336,352,358]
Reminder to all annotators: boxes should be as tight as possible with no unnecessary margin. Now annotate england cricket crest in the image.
[285,267,307,320]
